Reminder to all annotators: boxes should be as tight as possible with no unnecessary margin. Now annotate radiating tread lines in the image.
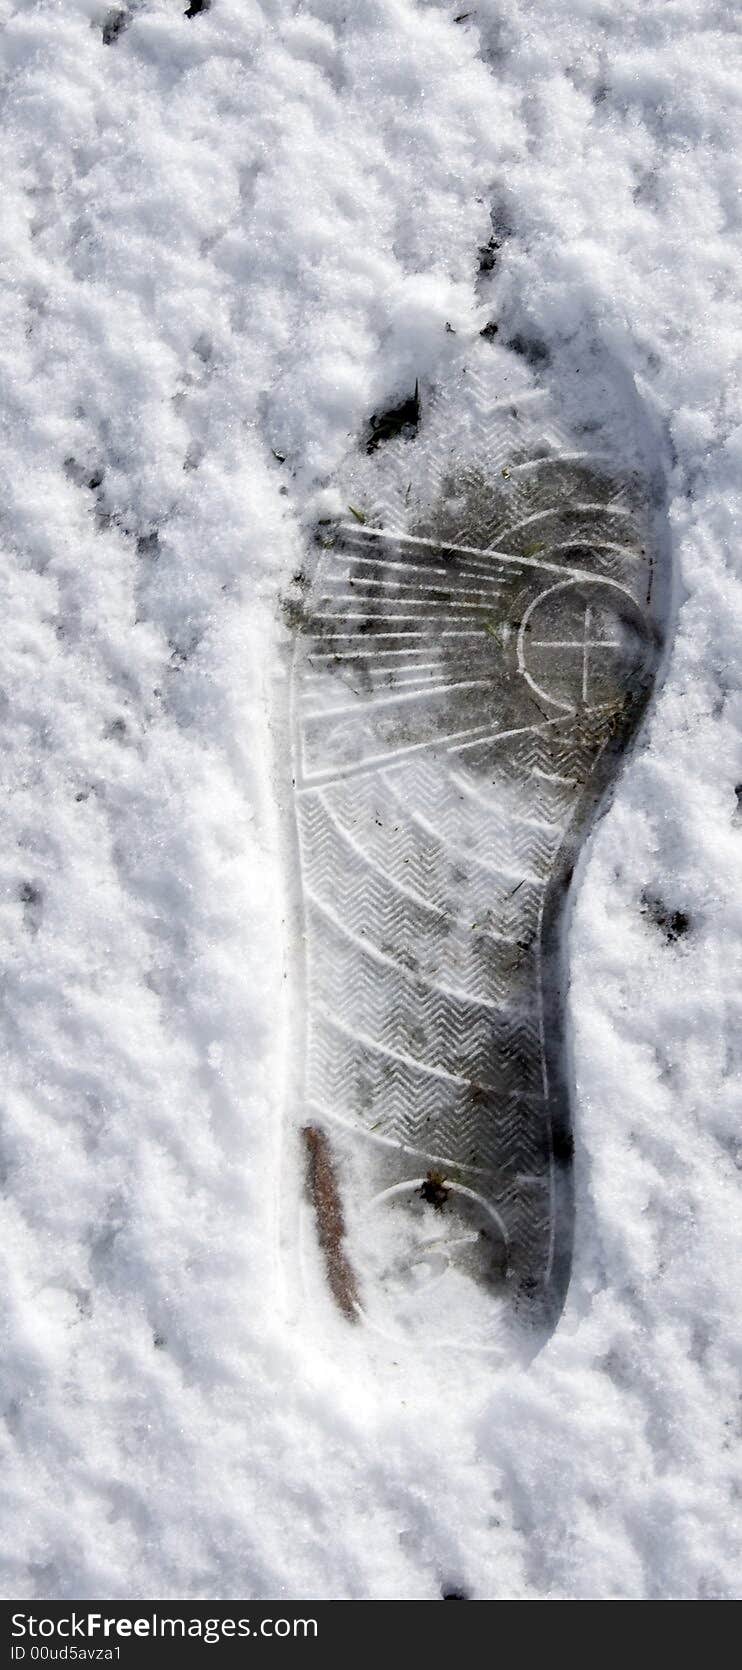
[298,712,576,789]
[505,450,613,476]
[303,1097,499,1179]
[324,550,513,589]
[312,1006,498,1093]
[338,523,621,588]
[313,602,506,617]
[304,787,526,951]
[447,765,571,839]
[305,646,462,662]
[304,627,496,639]
[323,577,508,602]
[300,678,496,721]
[380,769,551,890]
[304,885,507,1016]
[301,665,458,693]
[496,500,635,529]
[308,1046,545,1167]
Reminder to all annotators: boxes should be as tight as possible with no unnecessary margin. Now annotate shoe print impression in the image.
[282,341,671,1357]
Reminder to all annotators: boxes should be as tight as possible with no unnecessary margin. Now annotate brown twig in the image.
[302,1126,360,1321]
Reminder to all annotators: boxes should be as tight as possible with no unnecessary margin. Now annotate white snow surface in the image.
[1,0,741,1601]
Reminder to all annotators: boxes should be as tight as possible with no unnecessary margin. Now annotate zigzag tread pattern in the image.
[288,366,661,1339]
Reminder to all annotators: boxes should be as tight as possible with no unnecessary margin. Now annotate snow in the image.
[0,0,741,1601]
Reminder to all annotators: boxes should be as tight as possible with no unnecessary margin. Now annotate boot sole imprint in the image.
[283,399,668,1354]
